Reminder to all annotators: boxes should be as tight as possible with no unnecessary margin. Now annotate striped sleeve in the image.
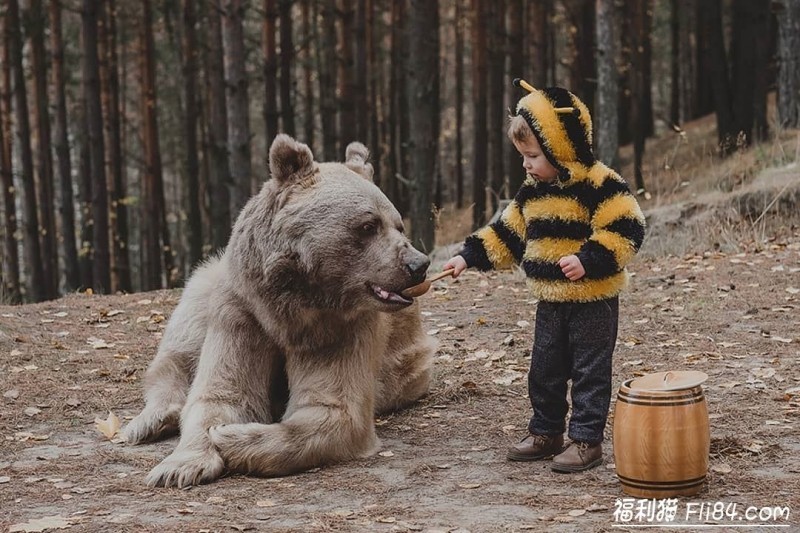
[576,175,645,278]
[460,198,527,271]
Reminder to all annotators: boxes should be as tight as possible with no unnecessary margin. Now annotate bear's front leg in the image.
[146,299,280,488]
[209,360,378,477]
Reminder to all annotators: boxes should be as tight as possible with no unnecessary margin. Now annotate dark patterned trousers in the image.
[527,297,619,445]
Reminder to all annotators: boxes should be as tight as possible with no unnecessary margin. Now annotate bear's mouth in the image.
[368,283,413,306]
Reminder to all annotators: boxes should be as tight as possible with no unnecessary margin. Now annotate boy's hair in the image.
[507,114,534,144]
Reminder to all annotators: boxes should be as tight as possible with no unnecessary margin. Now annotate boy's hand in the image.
[442,255,468,278]
[558,255,585,281]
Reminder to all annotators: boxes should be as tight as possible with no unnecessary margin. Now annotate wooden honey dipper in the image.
[401,268,456,298]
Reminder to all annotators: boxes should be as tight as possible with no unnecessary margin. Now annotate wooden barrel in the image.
[612,378,710,498]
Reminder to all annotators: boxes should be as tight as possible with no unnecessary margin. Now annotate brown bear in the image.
[122,134,436,488]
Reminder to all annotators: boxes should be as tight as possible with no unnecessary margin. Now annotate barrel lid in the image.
[630,370,708,391]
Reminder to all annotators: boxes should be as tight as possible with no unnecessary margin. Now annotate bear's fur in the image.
[122,135,436,488]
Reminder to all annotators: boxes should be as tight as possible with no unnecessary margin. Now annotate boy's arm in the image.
[575,175,646,278]
[459,191,529,271]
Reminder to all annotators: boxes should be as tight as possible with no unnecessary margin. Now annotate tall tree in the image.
[101,0,131,292]
[0,20,21,303]
[27,0,58,298]
[205,0,232,251]
[595,0,619,168]
[471,0,488,229]
[279,0,295,136]
[337,0,356,148]
[487,0,505,209]
[566,0,596,111]
[506,0,525,195]
[777,0,800,128]
[300,0,315,147]
[221,0,253,210]
[629,0,651,192]
[263,0,279,147]
[526,0,551,88]
[7,0,46,301]
[318,0,338,160]
[669,0,680,127]
[82,0,111,293]
[140,0,171,290]
[182,0,202,269]
[454,0,465,208]
[406,0,439,252]
[731,0,771,143]
[354,0,368,144]
[49,0,79,292]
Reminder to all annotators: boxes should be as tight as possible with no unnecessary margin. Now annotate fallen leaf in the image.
[459,483,481,489]
[9,515,71,532]
[256,500,276,507]
[0,476,10,483]
[4,389,19,400]
[568,509,587,517]
[206,496,226,504]
[376,517,396,523]
[711,463,732,474]
[24,407,42,417]
[94,411,121,440]
[378,450,395,457]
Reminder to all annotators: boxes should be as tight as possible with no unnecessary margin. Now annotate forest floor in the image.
[2,117,800,532]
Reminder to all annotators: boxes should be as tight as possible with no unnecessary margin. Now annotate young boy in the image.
[444,79,645,472]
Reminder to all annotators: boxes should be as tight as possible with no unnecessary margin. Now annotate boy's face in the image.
[513,136,558,183]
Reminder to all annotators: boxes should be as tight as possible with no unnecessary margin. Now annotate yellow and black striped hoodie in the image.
[460,82,646,303]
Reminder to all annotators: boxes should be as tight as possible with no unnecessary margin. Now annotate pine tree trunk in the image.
[140,0,164,290]
[0,23,21,303]
[182,0,202,269]
[777,0,800,128]
[263,0,279,148]
[595,0,619,169]
[731,0,771,144]
[102,0,131,292]
[28,0,58,298]
[301,0,315,147]
[454,0,465,208]
[82,0,111,293]
[354,0,368,144]
[487,0,505,208]
[318,0,338,160]
[526,0,551,88]
[365,0,380,186]
[406,0,438,253]
[701,0,736,153]
[337,0,356,148]
[205,0,232,252]
[471,0,488,230]
[8,0,46,301]
[78,96,94,291]
[670,0,680,126]
[221,0,253,211]
[506,0,525,195]
[629,0,648,192]
[279,0,295,136]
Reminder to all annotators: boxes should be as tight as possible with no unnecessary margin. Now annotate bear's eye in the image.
[359,221,378,236]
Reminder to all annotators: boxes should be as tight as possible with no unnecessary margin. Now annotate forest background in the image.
[0,0,799,303]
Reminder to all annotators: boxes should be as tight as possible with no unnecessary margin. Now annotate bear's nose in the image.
[405,253,430,282]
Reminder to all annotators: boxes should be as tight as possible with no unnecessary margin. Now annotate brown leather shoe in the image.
[551,440,603,472]
[507,433,565,462]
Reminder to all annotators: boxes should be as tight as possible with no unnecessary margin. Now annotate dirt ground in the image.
[2,228,799,532]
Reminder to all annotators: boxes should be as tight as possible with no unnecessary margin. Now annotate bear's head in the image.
[229,134,430,313]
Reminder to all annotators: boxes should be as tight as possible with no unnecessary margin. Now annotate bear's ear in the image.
[269,134,315,184]
[344,141,374,182]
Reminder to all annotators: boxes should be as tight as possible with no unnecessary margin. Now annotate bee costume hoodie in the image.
[459,79,646,303]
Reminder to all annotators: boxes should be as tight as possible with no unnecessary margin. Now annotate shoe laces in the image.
[573,441,591,452]
[526,433,551,445]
